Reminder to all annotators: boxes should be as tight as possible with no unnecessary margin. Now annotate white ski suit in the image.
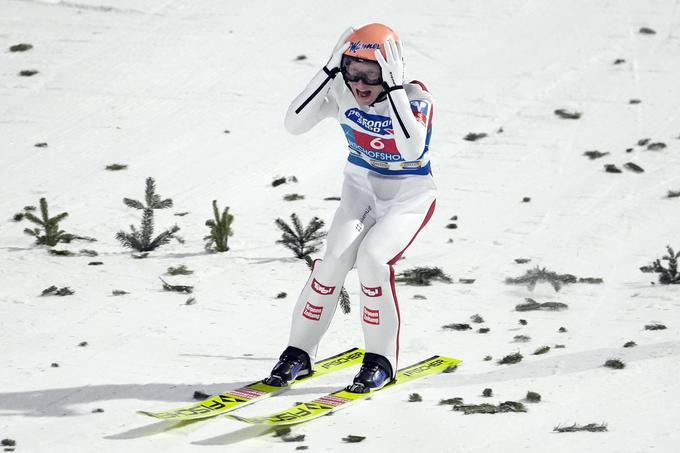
[284,67,436,377]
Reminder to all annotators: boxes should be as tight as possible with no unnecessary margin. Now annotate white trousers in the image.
[287,164,437,376]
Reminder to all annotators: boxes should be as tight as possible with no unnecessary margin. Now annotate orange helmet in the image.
[343,23,400,61]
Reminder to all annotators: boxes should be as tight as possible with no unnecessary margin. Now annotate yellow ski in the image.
[137,347,364,421]
[227,355,461,426]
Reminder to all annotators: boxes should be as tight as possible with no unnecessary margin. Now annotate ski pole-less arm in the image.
[284,29,352,135]
[284,67,340,135]
[374,39,428,162]
[383,85,429,162]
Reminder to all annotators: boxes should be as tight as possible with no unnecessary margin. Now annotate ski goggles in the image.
[341,55,383,86]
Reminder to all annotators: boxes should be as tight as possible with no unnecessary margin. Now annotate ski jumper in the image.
[284,67,436,377]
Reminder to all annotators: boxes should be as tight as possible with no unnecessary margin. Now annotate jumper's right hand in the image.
[325,27,354,70]
[374,38,405,87]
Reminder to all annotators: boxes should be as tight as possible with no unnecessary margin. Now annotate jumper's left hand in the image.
[374,38,405,87]
[326,27,354,70]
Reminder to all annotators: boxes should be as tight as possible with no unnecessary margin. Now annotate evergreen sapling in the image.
[505,266,577,292]
[554,423,607,433]
[204,200,234,252]
[395,266,453,286]
[275,213,326,259]
[167,265,193,275]
[116,177,180,252]
[24,198,76,246]
[641,246,680,284]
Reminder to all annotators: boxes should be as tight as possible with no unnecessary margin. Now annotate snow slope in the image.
[1,0,679,452]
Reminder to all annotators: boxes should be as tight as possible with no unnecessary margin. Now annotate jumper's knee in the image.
[355,244,389,284]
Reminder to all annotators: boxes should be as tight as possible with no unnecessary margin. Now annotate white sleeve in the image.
[384,85,431,161]
[284,68,340,135]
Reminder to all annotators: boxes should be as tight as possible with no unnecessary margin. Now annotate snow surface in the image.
[1,0,680,451]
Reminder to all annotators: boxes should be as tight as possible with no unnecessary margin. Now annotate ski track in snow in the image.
[1,0,680,452]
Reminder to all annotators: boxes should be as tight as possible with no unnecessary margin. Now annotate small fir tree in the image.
[554,109,582,120]
[505,266,577,291]
[604,359,625,369]
[116,177,180,252]
[515,298,568,311]
[41,286,75,296]
[342,435,366,443]
[105,163,128,171]
[159,277,193,294]
[554,423,607,433]
[10,43,33,52]
[439,397,464,406]
[526,391,541,402]
[498,352,523,364]
[452,401,526,414]
[534,346,551,355]
[442,323,472,331]
[204,200,234,252]
[275,213,326,259]
[408,393,423,402]
[642,246,680,284]
[167,265,193,276]
[395,266,453,286]
[24,198,76,246]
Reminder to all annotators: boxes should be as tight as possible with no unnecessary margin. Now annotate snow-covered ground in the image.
[1,0,679,451]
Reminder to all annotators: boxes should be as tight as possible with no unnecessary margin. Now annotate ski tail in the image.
[227,354,461,426]
[137,347,364,421]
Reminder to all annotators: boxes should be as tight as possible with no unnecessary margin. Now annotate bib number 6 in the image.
[370,137,385,150]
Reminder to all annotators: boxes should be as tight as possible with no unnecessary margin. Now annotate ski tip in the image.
[439,355,463,364]
[398,355,461,370]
